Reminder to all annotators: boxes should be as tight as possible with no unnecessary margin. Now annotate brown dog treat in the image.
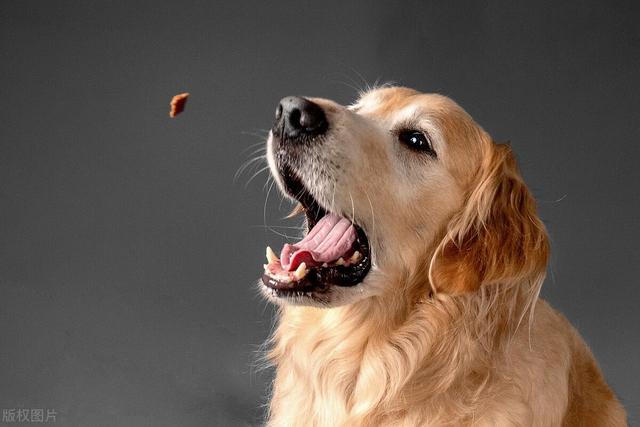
[169,92,189,117]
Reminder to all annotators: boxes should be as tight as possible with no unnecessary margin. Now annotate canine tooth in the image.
[263,264,269,270]
[294,262,307,280]
[266,246,278,263]
[336,257,345,266]
[350,251,361,262]
[322,263,328,267]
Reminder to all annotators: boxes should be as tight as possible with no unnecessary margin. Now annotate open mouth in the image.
[261,166,372,298]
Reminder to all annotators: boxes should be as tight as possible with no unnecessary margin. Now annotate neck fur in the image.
[266,270,541,426]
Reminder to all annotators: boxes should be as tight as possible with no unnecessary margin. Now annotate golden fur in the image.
[262,87,627,426]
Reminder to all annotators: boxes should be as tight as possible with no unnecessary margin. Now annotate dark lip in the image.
[262,157,372,295]
[278,163,326,227]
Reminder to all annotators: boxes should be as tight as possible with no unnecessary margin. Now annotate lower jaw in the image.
[263,285,325,299]
[260,282,332,306]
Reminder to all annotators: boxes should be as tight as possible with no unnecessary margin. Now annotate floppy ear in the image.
[430,143,549,294]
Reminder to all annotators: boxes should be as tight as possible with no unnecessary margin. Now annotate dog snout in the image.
[274,96,328,139]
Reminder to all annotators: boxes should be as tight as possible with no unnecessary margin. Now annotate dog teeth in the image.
[293,262,307,280]
[350,251,361,263]
[336,257,345,266]
[266,246,279,264]
[322,262,328,267]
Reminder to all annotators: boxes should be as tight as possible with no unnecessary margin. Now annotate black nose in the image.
[274,96,328,139]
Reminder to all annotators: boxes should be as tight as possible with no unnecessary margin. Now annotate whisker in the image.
[262,174,274,192]
[238,138,268,155]
[331,78,365,96]
[246,146,268,157]
[263,178,276,233]
[347,66,370,95]
[349,191,355,225]
[331,181,337,214]
[364,189,377,250]
[240,129,270,139]
[538,194,568,204]
[325,70,365,96]
[234,155,267,183]
[245,165,271,187]
[262,179,301,240]
[249,225,306,230]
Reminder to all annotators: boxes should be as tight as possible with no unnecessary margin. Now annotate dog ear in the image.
[430,143,549,294]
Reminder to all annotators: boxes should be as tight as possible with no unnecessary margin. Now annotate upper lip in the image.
[278,163,327,227]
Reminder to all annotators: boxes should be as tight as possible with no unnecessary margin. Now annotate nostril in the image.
[288,108,302,128]
[298,111,314,129]
[298,101,327,133]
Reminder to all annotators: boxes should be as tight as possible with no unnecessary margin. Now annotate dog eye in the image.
[398,130,435,156]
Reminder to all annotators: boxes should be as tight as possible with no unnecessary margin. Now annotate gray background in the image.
[1,1,638,426]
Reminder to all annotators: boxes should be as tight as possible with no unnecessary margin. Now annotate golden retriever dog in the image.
[257,87,627,426]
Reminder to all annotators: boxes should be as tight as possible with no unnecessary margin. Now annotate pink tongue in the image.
[280,213,356,271]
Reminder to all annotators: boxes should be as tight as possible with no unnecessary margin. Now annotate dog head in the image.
[260,87,548,307]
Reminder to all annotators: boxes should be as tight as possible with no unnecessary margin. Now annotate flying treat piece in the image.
[169,92,189,117]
